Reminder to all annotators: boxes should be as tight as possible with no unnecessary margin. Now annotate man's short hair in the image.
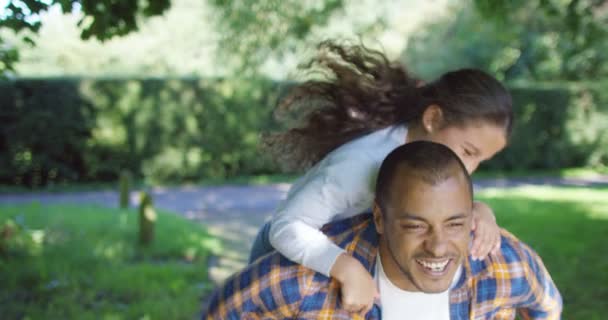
[375,141,473,211]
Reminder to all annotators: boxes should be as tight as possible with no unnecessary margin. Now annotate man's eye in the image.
[403,224,424,230]
[448,223,464,228]
[463,149,473,157]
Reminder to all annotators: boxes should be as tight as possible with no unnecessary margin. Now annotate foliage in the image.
[0,77,284,187]
[482,82,608,170]
[207,0,346,73]
[5,0,221,78]
[0,78,94,186]
[0,0,170,75]
[2,0,607,79]
[475,0,608,80]
[1,0,426,77]
[403,0,608,82]
[1,77,606,187]
[0,203,220,319]
[207,0,608,80]
[477,186,608,319]
[402,3,521,81]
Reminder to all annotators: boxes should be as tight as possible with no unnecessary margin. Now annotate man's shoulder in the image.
[203,252,311,317]
[469,229,546,294]
[466,230,562,318]
[204,215,377,318]
[472,229,541,274]
[203,251,335,318]
[497,229,542,264]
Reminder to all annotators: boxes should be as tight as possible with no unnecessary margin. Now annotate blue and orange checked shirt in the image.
[202,213,562,319]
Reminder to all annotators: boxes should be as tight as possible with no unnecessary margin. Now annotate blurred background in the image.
[1,0,607,319]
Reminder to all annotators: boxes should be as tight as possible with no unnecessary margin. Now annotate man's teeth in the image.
[416,259,449,272]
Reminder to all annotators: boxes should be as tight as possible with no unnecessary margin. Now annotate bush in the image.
[1,78,606,187]
[482,82,608,170]
[0,78,94,187]
[0,77,285,187]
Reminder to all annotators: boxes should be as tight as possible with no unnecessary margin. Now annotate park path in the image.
[1,176,607,284]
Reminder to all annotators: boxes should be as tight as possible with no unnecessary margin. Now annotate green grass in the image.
[477,186,608,319]
[0,203,221,320]
[472,167,608,180]
[1,186,606,319]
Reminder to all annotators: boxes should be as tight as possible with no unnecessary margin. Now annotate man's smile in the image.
[415,258,452,275]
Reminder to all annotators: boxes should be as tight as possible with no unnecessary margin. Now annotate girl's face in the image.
[428,122,507,174]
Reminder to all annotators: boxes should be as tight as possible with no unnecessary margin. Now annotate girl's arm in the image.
[471,201,501,259]
[269,153,379,315]
[269,153,375,276]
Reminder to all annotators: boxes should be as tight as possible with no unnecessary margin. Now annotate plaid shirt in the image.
[203,213,562,319]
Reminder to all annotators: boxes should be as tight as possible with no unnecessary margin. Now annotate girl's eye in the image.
[448,223,464,228]
[463,149,473,157]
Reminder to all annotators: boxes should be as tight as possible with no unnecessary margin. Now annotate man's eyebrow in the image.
[445,213,468,221]
[396,213,469,222]
[397,214,427,222]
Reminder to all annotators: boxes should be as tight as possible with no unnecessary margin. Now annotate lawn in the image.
[477,186,608,320]
[0,186,606,319]
[0,203,221,320]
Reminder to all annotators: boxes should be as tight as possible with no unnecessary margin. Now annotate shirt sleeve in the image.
[202,257,301,319]
[269,149,377,277]
[517,243,563,320]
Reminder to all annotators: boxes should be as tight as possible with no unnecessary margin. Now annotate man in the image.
[203,141,562,319]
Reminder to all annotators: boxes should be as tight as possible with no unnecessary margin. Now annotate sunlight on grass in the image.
[0,203,220,319]
[477,186,608,319]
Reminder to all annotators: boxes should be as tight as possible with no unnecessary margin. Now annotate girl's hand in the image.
[331,253,379,315]
[471,201,501,260]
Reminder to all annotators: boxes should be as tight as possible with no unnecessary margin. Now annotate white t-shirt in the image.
[269,125,408,276]
[376,254,461,320]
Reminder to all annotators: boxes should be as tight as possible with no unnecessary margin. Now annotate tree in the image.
[474,0,608,80]
[402,3,518,81]
[2,0,607,79]
[206,0,346,74]
[402,0,608,82]
[1,0,170,75]
[7,0,221,77]
[205,0,608,80]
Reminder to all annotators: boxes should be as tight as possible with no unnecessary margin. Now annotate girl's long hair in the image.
[263,41,513,172]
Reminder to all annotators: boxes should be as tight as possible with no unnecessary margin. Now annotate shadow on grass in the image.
[0,203,220,320]
[478,190,608,319]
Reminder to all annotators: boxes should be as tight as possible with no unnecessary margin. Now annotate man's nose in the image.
[424,230,448,257]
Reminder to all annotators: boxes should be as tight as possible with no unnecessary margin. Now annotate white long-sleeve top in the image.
[269,124,408,276]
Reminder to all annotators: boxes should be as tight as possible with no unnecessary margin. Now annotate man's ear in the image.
[373,201,384,235]
[421,104,444,134]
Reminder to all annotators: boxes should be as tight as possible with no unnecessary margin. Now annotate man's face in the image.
[373,168,472,293]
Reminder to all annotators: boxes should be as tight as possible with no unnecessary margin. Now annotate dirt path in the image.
[1,176,607,284]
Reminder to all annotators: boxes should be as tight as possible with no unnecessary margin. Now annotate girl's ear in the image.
[373,201,384,235]
[421,104,444,134]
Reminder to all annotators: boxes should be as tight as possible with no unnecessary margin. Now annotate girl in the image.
[250,41,512,314]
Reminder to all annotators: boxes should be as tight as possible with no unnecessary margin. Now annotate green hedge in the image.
[483,82,608,171]
[0,77,284,187]
[1,78,607,187]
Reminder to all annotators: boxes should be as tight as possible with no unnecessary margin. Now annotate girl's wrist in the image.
[330,253,356,283]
